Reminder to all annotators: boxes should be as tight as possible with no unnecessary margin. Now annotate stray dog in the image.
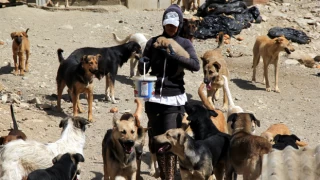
[197,83,227,133]
[11,28,30,76]
[261,123,308,147]
[171,0,201,12]
[0,104,27,145]
[56,49,100,122]
[27,153,84,180]
[226,113,271,180]
[252,35,295,93]
[201,32,230,111]
[180,17,201,43]
[102,112,139,180]
[112,32,148,77]
[65,42,142,104]
[154,128,214,180]
[272,134,305,150]
[119,98,149,180]
[0,117,88,180]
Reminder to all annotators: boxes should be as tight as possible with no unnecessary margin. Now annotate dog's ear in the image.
[227,113,238,129]
[77,117,89,131]
[96,54,102,61]
[0,137,4,145]
[249,113,260,127]
[213,62,221,72]
[290,134,300,142]
[200,57,209,65]
[22,32,28,38]
[73,153,85,163]
[10,32,16,40]
[177,132,186,145]
[81,55,88,63]
[113,112,120,127]
[59,119,68,128]
[208,109,218,117]
[273,134,280,143]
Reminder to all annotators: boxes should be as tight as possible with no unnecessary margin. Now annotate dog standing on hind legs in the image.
[252,35,295,93]
[11,28,30,76]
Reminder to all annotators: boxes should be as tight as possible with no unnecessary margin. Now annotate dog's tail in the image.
[57,48,64,63]
[295,140,308,147]
[222,75,235,108]
[10,104,19,131]
[217,31,224,48]
[25,28,29,34]
[112,32,131,45]
[198,83,215,111]
[133,98,142,127]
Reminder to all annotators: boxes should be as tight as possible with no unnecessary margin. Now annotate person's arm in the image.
[168,40,200,71]
[138,39,153,75]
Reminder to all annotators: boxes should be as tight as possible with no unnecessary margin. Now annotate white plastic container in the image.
[132,75,157,98]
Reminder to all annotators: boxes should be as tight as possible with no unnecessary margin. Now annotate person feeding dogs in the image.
[138,4,200,180]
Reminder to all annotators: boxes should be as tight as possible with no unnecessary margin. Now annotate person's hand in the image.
[157,44,176,57]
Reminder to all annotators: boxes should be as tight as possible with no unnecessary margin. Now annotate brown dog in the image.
[0,104,27,145]
[153,36,190,58]
[171,0,201,12]
[261,123,308,147]
[180,17,201,43]
[252,35,295,93]
[226,113,271,180]
[119,98,149,180]
[56,49,100,122]
[11,28,30,76]
[201,32,230,111]
[102,112,139,180]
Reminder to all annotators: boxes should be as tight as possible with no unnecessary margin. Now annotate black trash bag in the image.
[267,27,311,44]
[233,6,262,25]
[194,14,245,39]
[205,1,247,16]
[197,0,244,17]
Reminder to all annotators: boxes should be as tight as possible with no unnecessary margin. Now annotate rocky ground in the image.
[0,1,320,179]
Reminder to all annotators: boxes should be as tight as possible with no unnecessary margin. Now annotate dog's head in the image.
[180,17,201,43]
[112,112,138,154]
[59,116,89,133]
[260,131,274,144]
[154,128,186,154]
[0,133,25,145]
[81,54,100,75]
[227,113,260,134]
[10,28,29,45]
[273,134,300,150]
[153,36,169,49]
[126,41,142,61]
[201,60,221,90]
[275,35,295,54]
[52,153,84,180]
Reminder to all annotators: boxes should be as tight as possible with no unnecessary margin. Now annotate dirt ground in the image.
[0,1,320,179]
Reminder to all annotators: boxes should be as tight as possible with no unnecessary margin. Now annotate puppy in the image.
[180,17,201,43]
[102,112,139,180]
[56,49,100,122]
[64,42,142,104]
[0,104,27,145]
[261,123,308,147]
[11,28,30,76]
[119,98,149,180]
[252,35,295,93]
[201,32,230,111]
[226,113,271,180]
[272,134,305,150]
[112,32,148,77]
[27,153,84,180]
[154,128,214,180]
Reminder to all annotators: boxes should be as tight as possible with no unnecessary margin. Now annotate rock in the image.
[304,13,314,19]
[314,55,320,62]
[236,36,244,41]
[260,15,268,22]
[28,97,41,104]
[0,41,4,45]
[285,59,299,65]
[37,44,45,48]
[59,25,73,30]
[1,94,8,103]
[37,103,52,110]
[110,107,118,113]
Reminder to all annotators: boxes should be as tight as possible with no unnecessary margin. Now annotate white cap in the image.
[163,11,179,27]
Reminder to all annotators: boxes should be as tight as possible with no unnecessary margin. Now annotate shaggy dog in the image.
[0,117,88,180]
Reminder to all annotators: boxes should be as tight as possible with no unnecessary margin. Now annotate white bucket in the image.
[132,76,157,98]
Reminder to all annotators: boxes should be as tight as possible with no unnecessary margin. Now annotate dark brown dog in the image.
[11,28,30,76]
[0,104,27,145]
[180,17,201,43]
[56,49,100,122]
[226,113,271,180]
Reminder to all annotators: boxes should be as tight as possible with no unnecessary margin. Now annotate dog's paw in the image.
[266,87,271,92]
[274,88,280,93]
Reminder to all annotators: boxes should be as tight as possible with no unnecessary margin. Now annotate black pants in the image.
[145,101,184,153]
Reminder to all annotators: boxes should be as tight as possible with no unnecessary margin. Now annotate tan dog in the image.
[201,32,230,111]
[102,112,139,180]
[261,123,308,147]
[56,49,100,122]
[252,35,295,93]
[11,28,30,76]
[171,0,201,12]
[226,113,271,180]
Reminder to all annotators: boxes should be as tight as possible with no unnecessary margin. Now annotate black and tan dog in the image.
[56,49,100,122]
[64,41,142,104]
[0,104,27,145]
[180,17,201,43]
[27,153,84,180]
[11,28,30,76]
[226,113,271,180]
[102,112,139,180]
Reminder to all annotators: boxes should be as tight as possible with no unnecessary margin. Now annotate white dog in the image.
[112,32,148,77]
[0,117,88,180]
